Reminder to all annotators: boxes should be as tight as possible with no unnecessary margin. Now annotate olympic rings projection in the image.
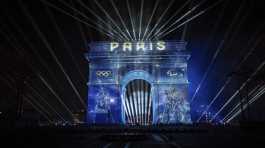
[96,71,112,77]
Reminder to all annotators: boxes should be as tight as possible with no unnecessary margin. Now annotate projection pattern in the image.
[86,41,191,125]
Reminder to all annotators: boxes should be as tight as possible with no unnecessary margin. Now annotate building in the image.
[86,41,191,125]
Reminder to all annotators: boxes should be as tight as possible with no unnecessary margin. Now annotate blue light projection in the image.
[86,41,192,125]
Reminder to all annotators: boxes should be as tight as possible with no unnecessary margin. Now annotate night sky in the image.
[0,0,265,124]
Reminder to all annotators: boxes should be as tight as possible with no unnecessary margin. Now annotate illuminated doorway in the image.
[124,79,152,125]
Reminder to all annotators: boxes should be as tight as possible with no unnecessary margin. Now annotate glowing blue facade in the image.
[86,41,191,124]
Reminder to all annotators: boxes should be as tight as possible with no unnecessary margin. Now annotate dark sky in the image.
[0,0,265,124]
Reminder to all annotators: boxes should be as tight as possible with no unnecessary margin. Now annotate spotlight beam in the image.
[77,0,123,39]
[193,0,228,66]
[40,0,119,40]
[153,0,202,40]
[0,25,25,57]
[0,75,14,89]
[5,14,60,84]
[138,0,144,41]
[25,97,53,124]
[27,94,53,117]
[141,80,144,124]
[4,14,77,116]
[197,33,264,122]
[157,0,224,39]
[145,0,175,40]
[27,84,67,122]
[123,92,132,123]
[191,40,224,103]
[129,83,137,123]
[225,85,265,123]
[1,22,71,122]
[45,6,86,83]
[19,0,86,109]
[147,84,152,123]
[70,0,89,49]
[131,81,139,123]
[59,0,125,41]
[0,74,53,123]
[211,59,265,121]
[149,0,192,40]
[155,1,204,38]
[142,0,160,41]
[38,74,75,120]
[58,0,125,40]
[126,88,134,123]
[137,80,142,124]
[126,0,137,40]
[109,0,134,40]
[92,0,130,41]
[222,85,261,122]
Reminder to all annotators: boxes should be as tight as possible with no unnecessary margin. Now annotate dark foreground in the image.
[1,123,265,148]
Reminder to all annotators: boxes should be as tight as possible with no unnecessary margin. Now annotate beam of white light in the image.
[210,59,265,122]
[58,0,122,40]
[127,88,134,123]
[142,0,160,41]
[128,87,135,123]
[139,80,143,124]
[148,0,194,40]
[148,85,152,123]
[126,86,132,123]
[157,11,209,39]
[145,81,150,124]
[45,6,86,83]
[145,0,175,40]
[137,80,142,124]
[131,81,139,123]
[156,0,224,39]
[125,85,135,124]
[197,34,264,122]
[191,40,224,103]
[222,85,261,122]
[0,25,25,56]
[124,92,132,123]
[27,94,53,117]
[126,0,137,41]
[1,22,71,122]
[138,0,144,41]
[93,0,130,41]
[25,97,53,124]
[141,80,144,124]
[0,75,14,90]
[0,74,53,123]
[128,84,136,124]
[5,14,63,88]
[124,90,132,123]
[70,0,89,48]
[40,0,119,40]
[38,74,75,120]
[144,80,148,124]
[149,0,199,39]
[225,86,265,123]
[77,0,127,41]
[6,15,80,118]
[59,0,126,41]
[109,0,134,41]
[143,81,146,124]
[27,84,67,122]
[135,80,140,123]
[155,1,205,38]
[19,0,86,109]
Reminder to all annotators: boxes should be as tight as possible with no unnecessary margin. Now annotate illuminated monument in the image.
[86,41,191,125]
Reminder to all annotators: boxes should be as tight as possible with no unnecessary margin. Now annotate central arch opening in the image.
[124,79,152,125]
